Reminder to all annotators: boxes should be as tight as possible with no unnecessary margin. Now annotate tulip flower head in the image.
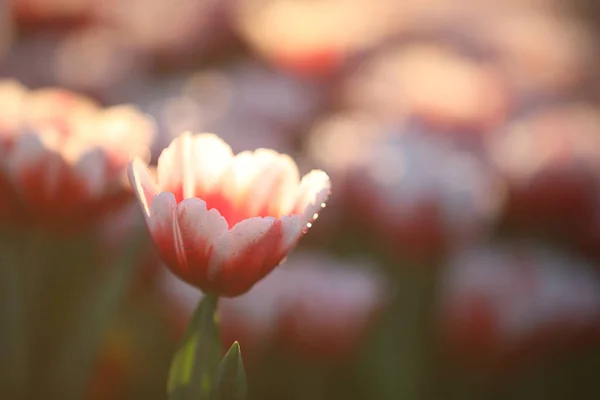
[0,81,155,229]
[128,132,331,297]
[440,243,600,372]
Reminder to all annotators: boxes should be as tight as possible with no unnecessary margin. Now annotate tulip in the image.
[234,0,403,77]
[486,103,600,239]
[440,243,600,373]
[128,131,331,297]
[0,81,155,230]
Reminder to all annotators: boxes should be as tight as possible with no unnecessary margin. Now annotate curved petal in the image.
[175,197,228,290]
[294,169,331,227]
[93,105,157,163]
[0,79,28,141]
[157,132,233,201]
[148,192,186,275]
[7,133,81,210]
[218,149,300,225]
[128,157,157,218]
[208,216,291,296]
[243,151,300,218]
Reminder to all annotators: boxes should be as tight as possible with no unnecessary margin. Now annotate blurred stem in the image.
[45,229,148,400]
[365,264,441,400]
[0,230,28,399]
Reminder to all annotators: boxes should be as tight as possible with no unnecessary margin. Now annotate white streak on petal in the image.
[128,157,157,218]
[149,192,187,268]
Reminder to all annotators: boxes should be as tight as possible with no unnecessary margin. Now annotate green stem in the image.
[46,230,148,400]
[168,294,221,400]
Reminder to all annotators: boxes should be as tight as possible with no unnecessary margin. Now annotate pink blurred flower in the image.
[342,43,510,132]
[477,11,597,97]
[485,103,600,238]
[342,126,504,264]
[440,243,600,373]
[304,112,387,242]
[219,252,390,364]
[233,0,404,77]
[128,132,331,297]
[0,81,155,230]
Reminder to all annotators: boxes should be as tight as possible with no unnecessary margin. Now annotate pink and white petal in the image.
[95,105,156,161]
[188,133,233,195]
[218,150,257,206]
[0,79,28,140]
[6,132,48,179]
[128,157,158,218]
[157,132,233,201]
[175,197,228,289]
[156,131,194,200]
[208,216,288,296]
[6,133,62,199]
[75,149,109,198]
[148,191,186,275]
[279,214,304,251]
[294,169,331,224]
[243,152,300,217]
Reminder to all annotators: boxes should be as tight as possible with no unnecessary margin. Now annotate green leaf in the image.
[168,294,221,400]
[211,341,247,400]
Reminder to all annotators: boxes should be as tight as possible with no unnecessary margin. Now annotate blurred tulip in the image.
[234,0,405,77]
[342,43,510,132]
[0,80,28,148]
[486,103,600,239]
[219,252,389,364]
[440,243,600,373]
[129,132,331,297]
[478,11,597,97]
[352,127,504,265]
[0,82,156,230]
[303,112,386,246]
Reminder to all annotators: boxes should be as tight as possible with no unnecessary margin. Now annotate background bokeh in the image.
[3,0,600,399]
